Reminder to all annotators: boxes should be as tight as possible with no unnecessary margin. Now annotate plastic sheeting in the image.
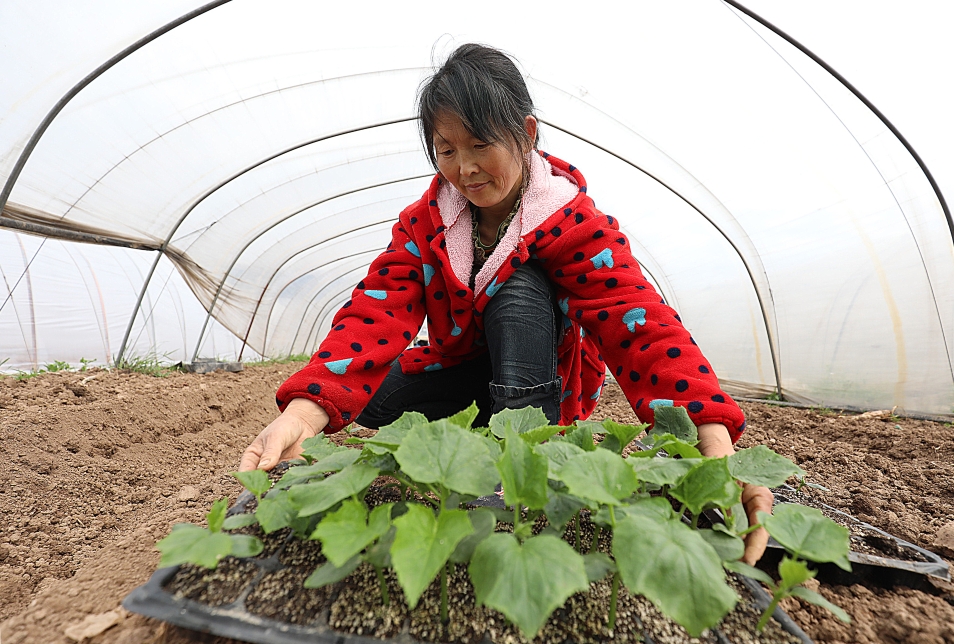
[1,0,952,417]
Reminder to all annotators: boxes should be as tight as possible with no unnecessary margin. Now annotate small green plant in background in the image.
[79,357,97,371]
[158,405,851,637]
[113,353,179,377]
[157,498,263,568]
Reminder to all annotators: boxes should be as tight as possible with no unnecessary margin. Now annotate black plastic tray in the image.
[124,491,813,644]
[759,485,950,589]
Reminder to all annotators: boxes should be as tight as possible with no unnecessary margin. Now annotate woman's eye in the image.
[438,149,453,157]
[474,143,489,150]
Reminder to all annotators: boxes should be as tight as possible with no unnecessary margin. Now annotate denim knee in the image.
[489,376,563,425]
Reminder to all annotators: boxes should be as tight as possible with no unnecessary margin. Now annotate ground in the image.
[0,363,952,644]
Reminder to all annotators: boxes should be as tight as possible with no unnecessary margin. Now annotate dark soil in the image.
[1,364,953,644]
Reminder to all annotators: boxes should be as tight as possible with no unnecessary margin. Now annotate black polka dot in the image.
[551,227,562,237]
[675,380,689,392]
[357,280,365,289]
[698,365,710,374]
[422,348,430,354]
[568,164,576,172]
[363,318,374,324]
[575,213,584,224]
[651,374,658,385]
[426,234,434,242]
[350,343,362,352]
[434,291,444,300]
[436,225,445,233]
[564,208,573,215]
[616,237,626,245]
[555,269,564,277]
[640,344,651,352]
[403,331,412,341]
[536,230,545,240]
[690,337,697,345]
[620,339,631,349]
[592,230,604,239]
[456,290,467,297]
[597,311,609,321]
[576,275,587,284]
[342,412,351,422]
[378,268,389,276]
[580,186,587,193]
[408,270,418,280]
[615,366,623,376]
[711,394,725,403]
[318,351,331,358]
[341,385,352,392]
[364,360,374,370]
[667,347,681,358]
[605,278,618,288]
[674,314,681,321]
[435,338,443,345]
[385,311,394,317]
[574,252,584,261]
[307,383,321,395]
[575,309,583,319]
[607,216,615,225]
[629,371,640,382]
[406,304,413,313]
[511,257,521,268]
[276,396,282,406]
[378,339,388,345]
[342,300,352,308]
[635,398,643,409]
[363,384,372,394]
[688,401,704,413]
[413,358,421,363]
[454,308,465,315]
[334,324,345,331]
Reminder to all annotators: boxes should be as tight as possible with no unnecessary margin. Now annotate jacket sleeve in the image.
[275,213,427,431]
[538,209,746,441]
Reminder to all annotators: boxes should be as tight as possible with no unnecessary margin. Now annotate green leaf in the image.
[630,456,702,486]
[276,451,363,489]
[488,407,551,439]
[304,555,362,589]
[778,555,816,587]
[614,513,737,637]
[231,470,272,498]
[157,524,232,569]
[556,449,639,506]
[543,491,588,531]
[760,504,851,571]
[579,419,647,454]
[535,441,586,473]
[789,586,851,623]
[229,534,264,559]
[390,504,473,608]
[563,423,597,451]
[583,552,617,582]
[642,432,703,459]
[287,463,380,517]
[615,496,676,522]
[300,433,343,464]
[470,533,588,638]
[598,434,622,454]
[446,401,480,429]
[364,525,396,569]
[310,500,392,567]
[670,458,741,516]
[699,529,745,562]
[256,492,297,534]
[222,513,258,530]
[650,406,698,442]
[728,445,805,487]
[352,411,427,454]
[450,508,496,564]
[394,419,499,497]
[723,560,775,586]
[481,435,502,461]
[207,498,229,533]
[518,424,564,445]
[725,501,750,534]
[497,427,550,510]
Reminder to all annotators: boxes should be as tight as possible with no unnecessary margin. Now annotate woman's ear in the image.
[523,115,538,151]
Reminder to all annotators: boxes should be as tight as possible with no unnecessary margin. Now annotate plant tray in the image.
[124,491,814,644]
[759,485,950,589]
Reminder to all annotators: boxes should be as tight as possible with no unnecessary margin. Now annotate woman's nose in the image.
[458,150,479,176]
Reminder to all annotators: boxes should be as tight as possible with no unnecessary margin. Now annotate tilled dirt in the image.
[1,363,953,644]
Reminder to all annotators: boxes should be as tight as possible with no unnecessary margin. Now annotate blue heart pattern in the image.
[648,399,673,410]
[422,263,435,286]
[405,241,421,258]
[486,277,502,297]
[324,358,353,375]
[365,290,387,300]
[623,307,647,332]
[590,248,614,270]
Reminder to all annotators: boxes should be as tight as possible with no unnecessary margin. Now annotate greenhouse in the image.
[2,0,952,417]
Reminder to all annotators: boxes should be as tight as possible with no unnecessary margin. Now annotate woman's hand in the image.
[697,423,774,565]
[239,398,330,471]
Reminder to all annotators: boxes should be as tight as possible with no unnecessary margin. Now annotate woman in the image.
[240,43,773,563]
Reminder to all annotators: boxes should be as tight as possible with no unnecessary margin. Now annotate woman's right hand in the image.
[239,398,330,471]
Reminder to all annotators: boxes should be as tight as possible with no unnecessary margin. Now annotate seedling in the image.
[157,498,263,568]
[158,405,850,638]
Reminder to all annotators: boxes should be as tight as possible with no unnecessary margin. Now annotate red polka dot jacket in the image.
[276,152,746,441]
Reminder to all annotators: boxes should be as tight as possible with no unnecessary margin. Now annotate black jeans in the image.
[356,261,563,428]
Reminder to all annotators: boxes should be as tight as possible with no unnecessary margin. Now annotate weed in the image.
[765,391,783,402]
[79,357,97,372]
[43,360,72,373]
[113,353,180,377]
[246,353,311,366]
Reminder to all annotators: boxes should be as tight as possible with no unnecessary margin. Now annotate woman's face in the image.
[432,112,536,219]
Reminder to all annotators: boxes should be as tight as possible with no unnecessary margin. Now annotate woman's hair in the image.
[417,43,538,172]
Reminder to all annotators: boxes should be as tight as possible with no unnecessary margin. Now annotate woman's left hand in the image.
[697,422,774,564]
